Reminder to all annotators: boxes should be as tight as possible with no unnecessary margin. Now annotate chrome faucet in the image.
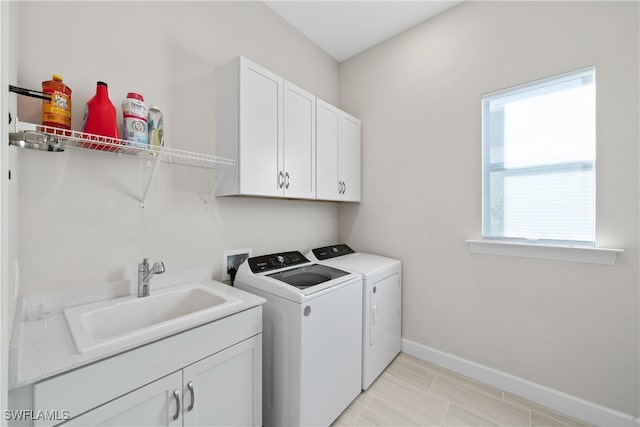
[138,258,166,297]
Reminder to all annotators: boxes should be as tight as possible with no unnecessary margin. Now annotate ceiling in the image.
[265,1,463,62]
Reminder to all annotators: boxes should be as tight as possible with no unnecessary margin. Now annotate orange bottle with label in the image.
[42,74,72,130]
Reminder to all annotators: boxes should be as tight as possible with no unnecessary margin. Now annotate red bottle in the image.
[81,81,119,150]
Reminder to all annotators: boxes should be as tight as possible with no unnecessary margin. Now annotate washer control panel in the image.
[312,244,355,260]
[248,251,309,273]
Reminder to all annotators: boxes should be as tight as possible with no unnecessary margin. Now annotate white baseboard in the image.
[402,338,639,427]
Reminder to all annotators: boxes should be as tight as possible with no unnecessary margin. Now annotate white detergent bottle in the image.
[122,92,148,146]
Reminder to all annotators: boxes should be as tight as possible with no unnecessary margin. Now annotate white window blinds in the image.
[482,67,596,246]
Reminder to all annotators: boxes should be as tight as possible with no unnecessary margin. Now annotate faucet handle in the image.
[139,258,149,272]
[153,261,166,274]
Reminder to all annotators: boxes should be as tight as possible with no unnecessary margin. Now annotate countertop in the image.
[9,267,265,390]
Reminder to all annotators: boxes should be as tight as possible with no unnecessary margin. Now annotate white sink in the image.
[64,282,242,353]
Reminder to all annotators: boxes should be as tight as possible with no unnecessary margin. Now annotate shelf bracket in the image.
[140,155,162,208]
[204,164,230,210]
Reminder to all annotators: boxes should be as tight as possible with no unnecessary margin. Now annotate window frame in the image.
[481,66,597,247]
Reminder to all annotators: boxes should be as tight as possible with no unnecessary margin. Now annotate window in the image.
[482,67,596,246]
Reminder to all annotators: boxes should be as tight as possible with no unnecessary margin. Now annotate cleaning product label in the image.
[42,75,72,130]
[122,95,148,145]
[42,90,71,128]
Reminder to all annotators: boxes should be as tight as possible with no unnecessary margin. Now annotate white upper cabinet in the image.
[316,99,362,202]
[216,56,360,202]
[216,57,316,199]
[283,81,316,199]
[339,112,362,202]
[216,56,283,197]
[240,59,283,197]
[316,100,341,200]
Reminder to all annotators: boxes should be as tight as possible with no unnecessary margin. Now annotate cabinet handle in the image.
[278,171,284,188]
[172,389,181,421]
[338,181,342,194]
[285,172,290,189]
[187,381,195,412]
[343,181,347,194]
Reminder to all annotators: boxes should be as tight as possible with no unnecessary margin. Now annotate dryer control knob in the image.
[303,305,311,317]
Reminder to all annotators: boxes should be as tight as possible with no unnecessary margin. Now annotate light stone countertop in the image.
[9,267,265,390]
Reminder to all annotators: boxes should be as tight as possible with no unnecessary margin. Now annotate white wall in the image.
[339,1,639,417]
[3,0,19,415]
[14,1,340,296]
[1,0,11,417]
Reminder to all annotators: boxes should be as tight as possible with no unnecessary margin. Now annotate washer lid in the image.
[307,249,401,282]
[235,254,362,303]
[267,264,349,289]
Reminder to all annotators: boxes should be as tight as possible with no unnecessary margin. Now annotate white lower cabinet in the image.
[182,336,261,427]
[12,307,263,427]
[60,336,261,427]
[60,372,183,427]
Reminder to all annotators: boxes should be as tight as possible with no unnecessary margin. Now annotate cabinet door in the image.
[60,371,182,427]
[316,99,341,200]
[340,113,362,202]
[239,57,283,197]
[283,81,316,199]
[182,335,261,427]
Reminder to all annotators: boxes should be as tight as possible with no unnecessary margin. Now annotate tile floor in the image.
[332,353,593,427]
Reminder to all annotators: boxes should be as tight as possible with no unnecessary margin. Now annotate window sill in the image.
[466,240,623,265]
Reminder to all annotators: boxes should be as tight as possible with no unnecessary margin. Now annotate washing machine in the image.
[235,251,362,427]
[307,244,401,390]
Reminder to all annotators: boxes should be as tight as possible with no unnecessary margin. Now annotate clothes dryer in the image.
[307,244,401,390]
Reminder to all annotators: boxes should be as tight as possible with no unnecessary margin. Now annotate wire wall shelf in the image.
[16,121,235,168]
[14,120,235,208]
